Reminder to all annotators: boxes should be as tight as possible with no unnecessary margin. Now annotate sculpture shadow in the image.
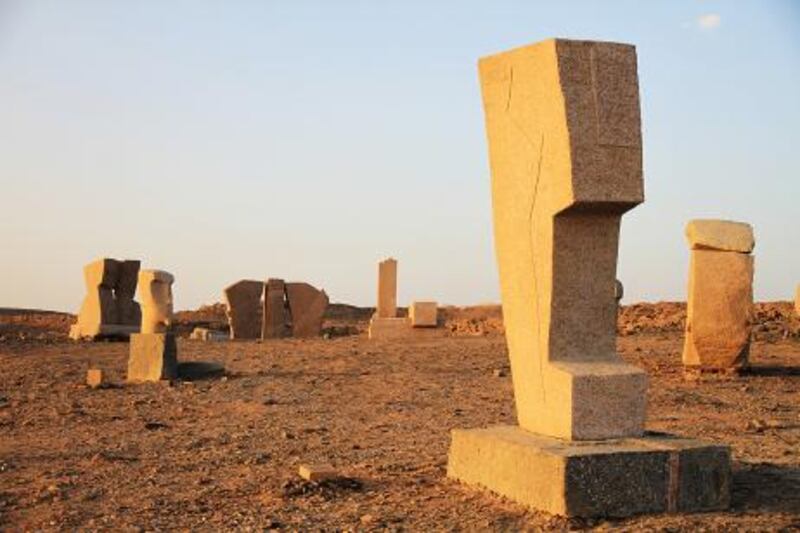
[177,361,225,382]
[732,461,800,513]
[744,365,800,377]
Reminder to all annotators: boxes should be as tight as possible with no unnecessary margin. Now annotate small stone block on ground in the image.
[298,464,339,482]
[127,333,178,383]
[447,425,731,518]
[409,301,438,327]
[86,368,104,388]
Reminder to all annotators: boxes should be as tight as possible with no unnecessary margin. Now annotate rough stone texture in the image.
[409,301,438,327]
[138,270,174,335]
[223,280,264,340]
[286,282,328,338]
[298,464,338,482]
[262,278,290,339]
[683,249,753,370]
[376,258,398,319]
[447,426,731,518]
[127,333,178,382]
[685,219,754,253]
[86,368,104,389]
[368,317,411,340]
[70,258,141,340]
[477,38,646,441]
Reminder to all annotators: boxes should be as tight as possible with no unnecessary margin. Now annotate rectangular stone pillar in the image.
[447,38,730,518]
[262,278,290,339]
[376,258,398,318]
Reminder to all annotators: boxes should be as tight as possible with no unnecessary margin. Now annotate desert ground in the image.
[1,303,799,531]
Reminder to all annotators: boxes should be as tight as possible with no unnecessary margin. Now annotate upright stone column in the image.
[224,279,264,339]
[262,278,290,339]
[368,257,410,339]
[683,219,754,372]
[286,282,329,338]
[128,270,177,382]
[447,38,730,517]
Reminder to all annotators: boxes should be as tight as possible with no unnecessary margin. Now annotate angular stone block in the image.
[189,327,226,341]
[368,317,411,340]
[127,333,178,382]
[447,426,731,518]
[298,464,338,482]
[683,250,753,370]
[224,279,264,340]
[286,282,329,338]
[409,301,438,327]
[86,368,104,389]
[263,278,290,339]
[685,219,754,253]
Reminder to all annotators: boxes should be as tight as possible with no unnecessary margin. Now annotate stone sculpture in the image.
[224,280,264,339]
[127,270,177,382]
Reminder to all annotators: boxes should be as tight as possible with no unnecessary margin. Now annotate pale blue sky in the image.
[1,1,798,312]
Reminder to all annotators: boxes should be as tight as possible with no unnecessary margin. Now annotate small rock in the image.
[298,464,338,482]
[86,369,104,389]
[492,368,506,378]
[360,514,376,525]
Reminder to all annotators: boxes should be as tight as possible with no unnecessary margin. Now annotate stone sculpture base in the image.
[69,324,139,341]
[127,333,178,382]
[447,425,730,518]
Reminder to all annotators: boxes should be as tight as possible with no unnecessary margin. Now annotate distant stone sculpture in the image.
[448,38,730,517]
[286,282,329,337]
[189,327,226,341]
[683,219,754,372]
[69,258,141,340]
[368,258,412,339]
[224,278,328,339]
[409,301,438,327]
[263,278,290,339]
[224,280,264,339]
[128,270,177,382]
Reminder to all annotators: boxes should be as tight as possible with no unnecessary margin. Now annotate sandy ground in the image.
[0,306,799,531]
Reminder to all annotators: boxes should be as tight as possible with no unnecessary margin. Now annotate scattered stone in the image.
[492,368,506,378]
[86,368,104,389]
[189,327,226,341]
[409,301,438,327]
[298,464,339,482]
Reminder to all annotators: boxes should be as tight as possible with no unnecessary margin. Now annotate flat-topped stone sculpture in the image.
[263,278,291,339]
[69,258,142,340]
[683,219,754,372]
[448,38,730,517]
[224,280,264,339]
[128,270,177,382]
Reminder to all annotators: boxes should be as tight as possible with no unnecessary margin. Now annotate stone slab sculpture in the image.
[128,270,178,382]
[447,38,730,517]
[224,280,264,340]
[69,258,142,340]
[409,301,438,327]
[683,219,754,372]
[286,282,329,338]
[262,278,290,339]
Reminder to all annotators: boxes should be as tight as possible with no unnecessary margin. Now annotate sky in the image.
[0,1,798,312]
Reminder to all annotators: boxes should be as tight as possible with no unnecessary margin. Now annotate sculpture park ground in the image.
[0,302,798,530]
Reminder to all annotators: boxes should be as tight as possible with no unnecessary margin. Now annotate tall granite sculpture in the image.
[128,270,177,382]
[262,278,290,339]
[683,219,754,372]
[69,258,141,340]
[447,38,730,517]
[224,280,264,339]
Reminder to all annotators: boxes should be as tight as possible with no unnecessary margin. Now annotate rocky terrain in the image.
[0,303,798,530]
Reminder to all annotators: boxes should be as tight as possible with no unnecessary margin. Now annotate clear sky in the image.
[1,1,798,312]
